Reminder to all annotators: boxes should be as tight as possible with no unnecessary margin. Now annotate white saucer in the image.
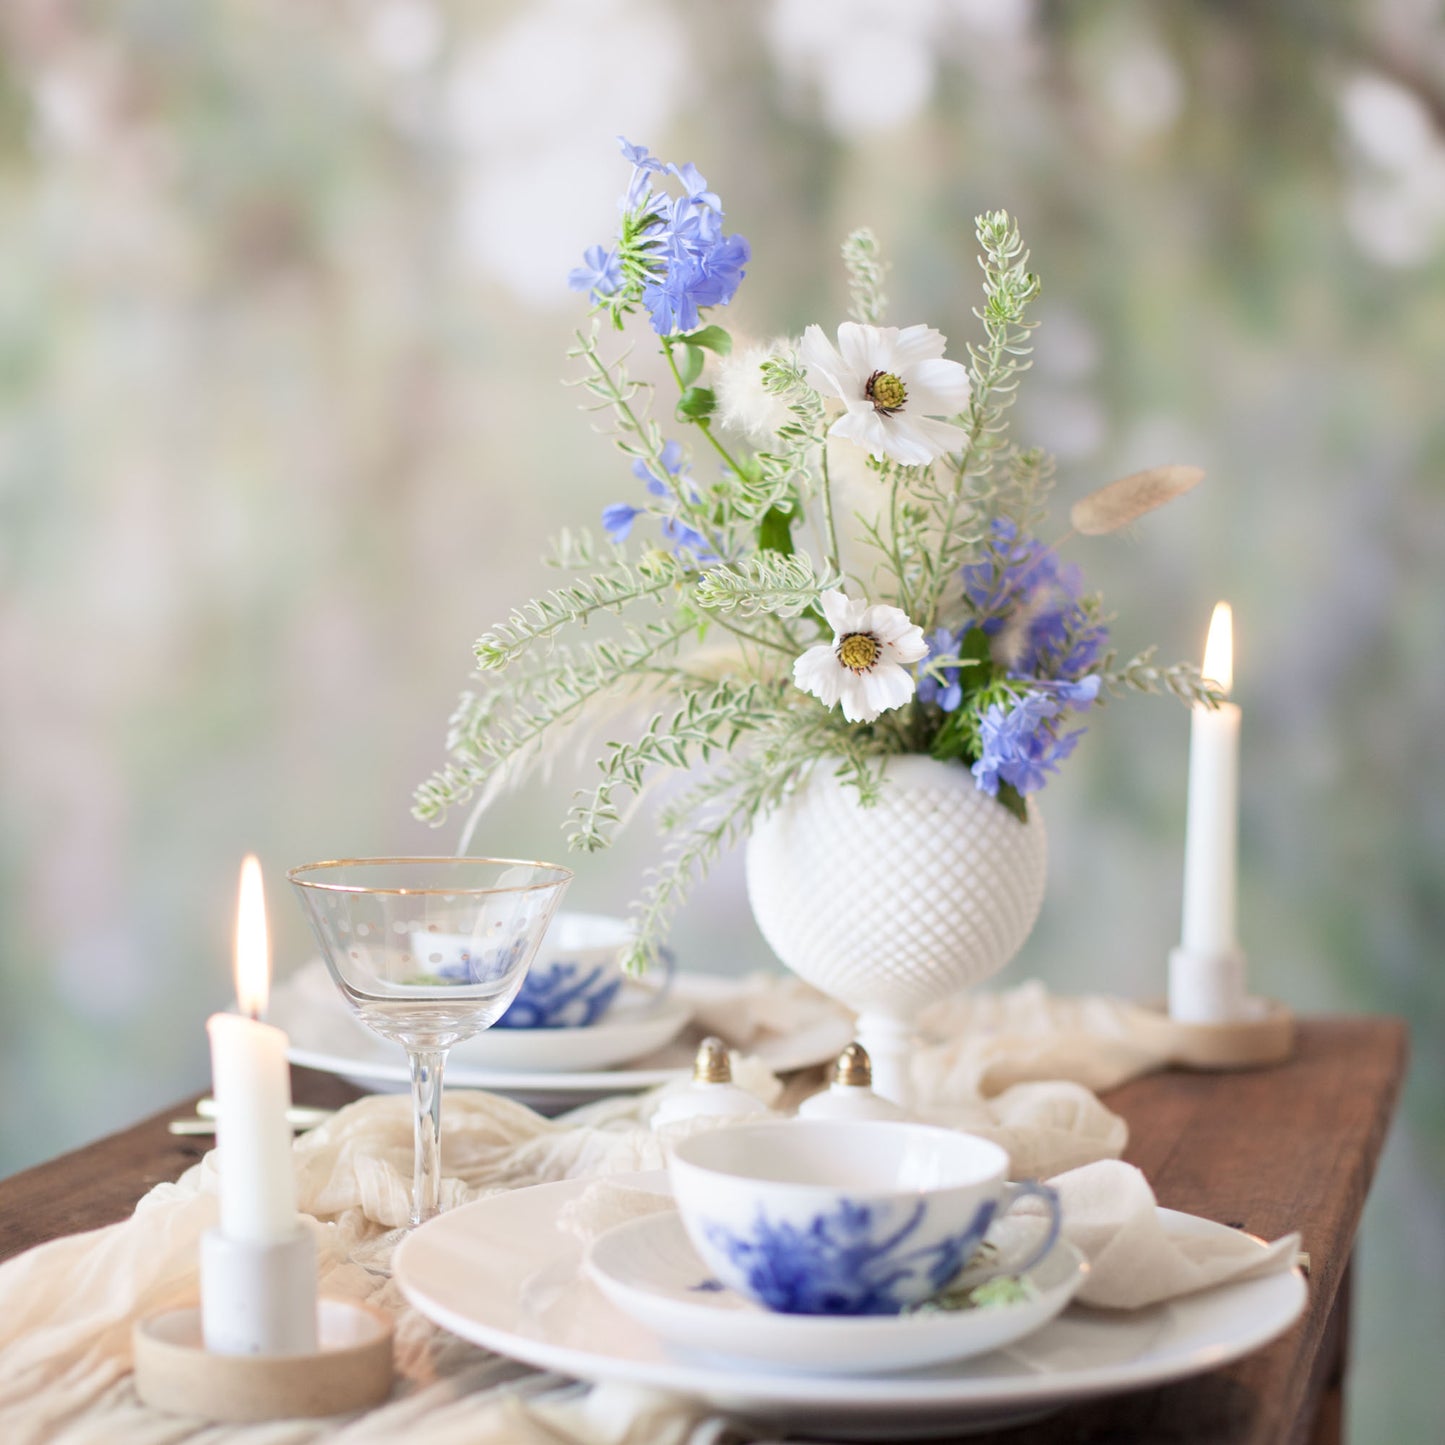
[394,1171,1307,1439]
[586,1210,1087,1375]
[272,968,854,1111]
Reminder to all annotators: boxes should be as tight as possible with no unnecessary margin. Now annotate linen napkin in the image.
[1034,1159,1302,1309]
[916,980,1175,1098]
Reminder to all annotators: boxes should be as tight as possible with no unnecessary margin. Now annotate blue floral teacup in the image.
[668,1120,1061,1315]
[495,912,648,1029]
[409,912,647,1028]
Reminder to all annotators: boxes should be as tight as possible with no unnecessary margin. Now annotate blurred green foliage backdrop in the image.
[0,1,1441,1435]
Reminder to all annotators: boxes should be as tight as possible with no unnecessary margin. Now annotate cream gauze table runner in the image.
[0,979,1297,1445]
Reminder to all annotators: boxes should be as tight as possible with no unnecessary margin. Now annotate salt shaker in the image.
[797,1042,909,1121]
[651,1037,771,1130]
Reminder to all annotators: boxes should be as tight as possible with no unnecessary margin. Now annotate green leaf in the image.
[682,325,732,356]
[956,626,996,706]
[995,782,1029,824]
[677,344,705,387]
[675,386,717,423]
[929,709,972,764]
[958,626,994,668]
[757,505,795,556]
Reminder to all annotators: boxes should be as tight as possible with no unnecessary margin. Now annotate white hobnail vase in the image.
[744,754,1048,1106]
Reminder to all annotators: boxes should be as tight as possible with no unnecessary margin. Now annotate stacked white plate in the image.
[394,1170,1308,1438]
[269,962,854,1112]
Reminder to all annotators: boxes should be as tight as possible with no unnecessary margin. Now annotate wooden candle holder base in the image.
[133,1297,394,1421]
[1136,997,1296,1071]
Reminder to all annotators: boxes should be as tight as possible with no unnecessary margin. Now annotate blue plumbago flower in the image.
[632,439,688,498]
[567,244,623,302]
[618,136,665,172]
[661,515,717,561]
[669,160,721,212]
[916,627,965,712]
[960,518,1109,680]
[571,138,750,335]
[605,441,715,556]
[640,225,751,335]
[971,690,1087,798]
[602,502,642,544]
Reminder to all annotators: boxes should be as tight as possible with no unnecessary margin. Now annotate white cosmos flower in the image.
[793,589,929,723]
[800,321,971,466]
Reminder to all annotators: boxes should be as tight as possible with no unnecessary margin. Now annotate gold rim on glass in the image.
[286,857,575,896]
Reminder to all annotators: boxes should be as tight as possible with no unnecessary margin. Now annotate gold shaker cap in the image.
[693,1036,733,1084]
[832,1042,873,1089]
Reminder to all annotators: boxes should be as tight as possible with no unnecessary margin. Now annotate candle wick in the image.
[247,1007,260,1023]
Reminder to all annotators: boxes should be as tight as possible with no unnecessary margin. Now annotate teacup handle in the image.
[975,1180,1062,1283]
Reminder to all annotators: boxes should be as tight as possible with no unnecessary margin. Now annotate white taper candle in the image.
[206,1012,299,1242]
[202,856,317,1356]
[1170,603,1246,1022]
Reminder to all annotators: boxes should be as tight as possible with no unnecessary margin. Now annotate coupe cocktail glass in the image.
[289,857,571,1266]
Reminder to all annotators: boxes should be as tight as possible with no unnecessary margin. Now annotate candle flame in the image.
[1201,601,1233,696]
[234,855,270,1020]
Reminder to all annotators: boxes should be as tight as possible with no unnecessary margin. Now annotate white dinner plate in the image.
[272,967,854,1111]
[586,1209,1088,1375]
[395,1171,1308,1440]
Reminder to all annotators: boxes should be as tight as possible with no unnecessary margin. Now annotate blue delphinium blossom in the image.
[1039,674,1102,708]
[567,244,623,302]
[570,137,750,335]
[916,627,965,712]
[972,690,1088,797]
[961,518,1109,680]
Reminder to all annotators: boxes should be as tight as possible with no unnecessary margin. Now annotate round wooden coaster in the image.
[1135,997,1296,1071]
[133,1297,394,1421]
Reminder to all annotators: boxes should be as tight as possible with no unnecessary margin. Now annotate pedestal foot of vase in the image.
[854,1013,917,1108]
[746,756,1050,1068]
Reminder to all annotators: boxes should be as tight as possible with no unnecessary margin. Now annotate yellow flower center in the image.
[865,370,907,415]
[836,631,882,672]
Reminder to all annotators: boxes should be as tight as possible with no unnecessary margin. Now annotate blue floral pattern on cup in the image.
[699,1197,995,1315]
[493,958,622,1029]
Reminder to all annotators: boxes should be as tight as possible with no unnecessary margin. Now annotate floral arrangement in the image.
[416,138,1215,972]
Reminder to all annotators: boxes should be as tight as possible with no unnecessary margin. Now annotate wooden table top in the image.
[0,1016,1408,1445]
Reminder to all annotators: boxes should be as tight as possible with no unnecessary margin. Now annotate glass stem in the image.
[407,1047,448,1228]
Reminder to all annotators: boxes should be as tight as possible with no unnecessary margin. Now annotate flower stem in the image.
[575,328,729,560]
[888,464,912,617]
[709,613,799,658]
[661,337,749,479]
[818,442,842,577]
